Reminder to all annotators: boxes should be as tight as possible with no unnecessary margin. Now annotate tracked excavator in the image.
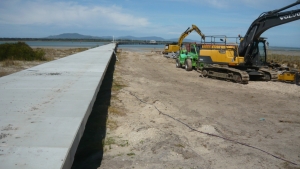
[197,0,300,84]
[163,24,205,58]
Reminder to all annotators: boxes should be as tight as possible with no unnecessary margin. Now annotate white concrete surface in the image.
[0,43,116,169]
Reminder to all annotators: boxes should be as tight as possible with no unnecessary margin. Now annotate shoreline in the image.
[268,49,300,56]
[118,47,300,56]
[32,46,300,56]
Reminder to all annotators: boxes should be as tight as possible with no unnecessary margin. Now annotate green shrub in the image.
[267,53,300,69]
[1,59,19,67]
[0,42,46,61]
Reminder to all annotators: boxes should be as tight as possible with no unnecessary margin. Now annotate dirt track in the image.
[99,49,300,169]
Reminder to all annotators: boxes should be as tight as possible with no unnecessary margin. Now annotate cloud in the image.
[0,0,149,30]
[164,0,298,10]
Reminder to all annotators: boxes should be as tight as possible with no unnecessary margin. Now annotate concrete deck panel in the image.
[0,43,116,169]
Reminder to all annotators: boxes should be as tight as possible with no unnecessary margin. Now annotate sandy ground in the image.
[1,47,299,169]
[99,49,300,169]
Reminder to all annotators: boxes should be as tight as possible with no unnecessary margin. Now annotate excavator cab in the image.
[245,39,268,67]
[238,0,300,66]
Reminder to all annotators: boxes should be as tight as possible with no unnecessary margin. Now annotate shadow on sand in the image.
[71,53,116,169]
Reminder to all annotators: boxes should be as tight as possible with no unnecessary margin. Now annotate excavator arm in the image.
[238,0,300,62]
[177,24,205,48]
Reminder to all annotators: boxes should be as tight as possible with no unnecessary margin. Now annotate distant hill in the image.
[168,38,201,43]
[117,36,165,41]
[45,33,200,42]
[45,33,112,40]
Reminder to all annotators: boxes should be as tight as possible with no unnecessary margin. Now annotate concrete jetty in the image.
[0,43,116,169]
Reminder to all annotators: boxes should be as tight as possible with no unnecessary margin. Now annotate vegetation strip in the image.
[122,89,298,166]
[0,42,46,61]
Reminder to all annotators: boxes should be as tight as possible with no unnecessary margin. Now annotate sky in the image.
[0,0,299,47]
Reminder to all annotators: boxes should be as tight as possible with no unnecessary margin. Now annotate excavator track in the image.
[258,68,278,81]
[201,65,249,84]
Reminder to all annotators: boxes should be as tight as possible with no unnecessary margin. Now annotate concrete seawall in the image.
[0,43,116,169]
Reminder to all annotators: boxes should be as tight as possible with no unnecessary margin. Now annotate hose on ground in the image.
[122,89,298,166]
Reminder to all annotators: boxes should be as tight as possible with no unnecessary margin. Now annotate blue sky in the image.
[0,0,299,47]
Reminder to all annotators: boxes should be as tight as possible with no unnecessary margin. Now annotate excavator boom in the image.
[239,1,300,59]
[177,24,205,48]
[163,24,205,57]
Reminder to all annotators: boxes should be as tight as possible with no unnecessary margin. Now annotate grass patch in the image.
[104,137,116,150]
[107,118,118,130]
[119,140,129,147]
[174,144,185,148]
[108,106,126,116]
[105,137,116,145]
[0,72,10,77]
[65,48,87,53]
[127,152,135,156]
[282,161,300,169]
[104,136,129,151]
[115,50,122,65]
[267,53,300,69]
[112,51,127,92]
[112,80,127,92]
[0,42,47,61]
[1,59,20,67]
[116,153,123,156]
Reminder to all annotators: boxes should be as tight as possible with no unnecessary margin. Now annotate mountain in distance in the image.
[168,38,201,43]
[45,33,200,42]
[45,33,112,39]
[117,36,165,41]
[114,36,199,42]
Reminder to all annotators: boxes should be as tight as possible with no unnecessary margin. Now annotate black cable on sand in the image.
[124,89,298,166]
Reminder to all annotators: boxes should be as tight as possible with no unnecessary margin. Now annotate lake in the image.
[0,41,299,55]
[0,41,109,48]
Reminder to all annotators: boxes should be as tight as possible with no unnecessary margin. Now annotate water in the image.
[0,41,109,48]
[118,44,300,52]
[267,46,300,56]
[118,44,300,55]
[1,41,299,53]
[268,46,300,52]
[118,44,165,51]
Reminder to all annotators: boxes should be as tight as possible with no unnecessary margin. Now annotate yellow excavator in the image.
[163,24,205,58]
[196,0,300,84]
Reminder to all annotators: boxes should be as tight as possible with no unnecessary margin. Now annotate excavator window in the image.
[258,42,266,64]
[249,41,267,66]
